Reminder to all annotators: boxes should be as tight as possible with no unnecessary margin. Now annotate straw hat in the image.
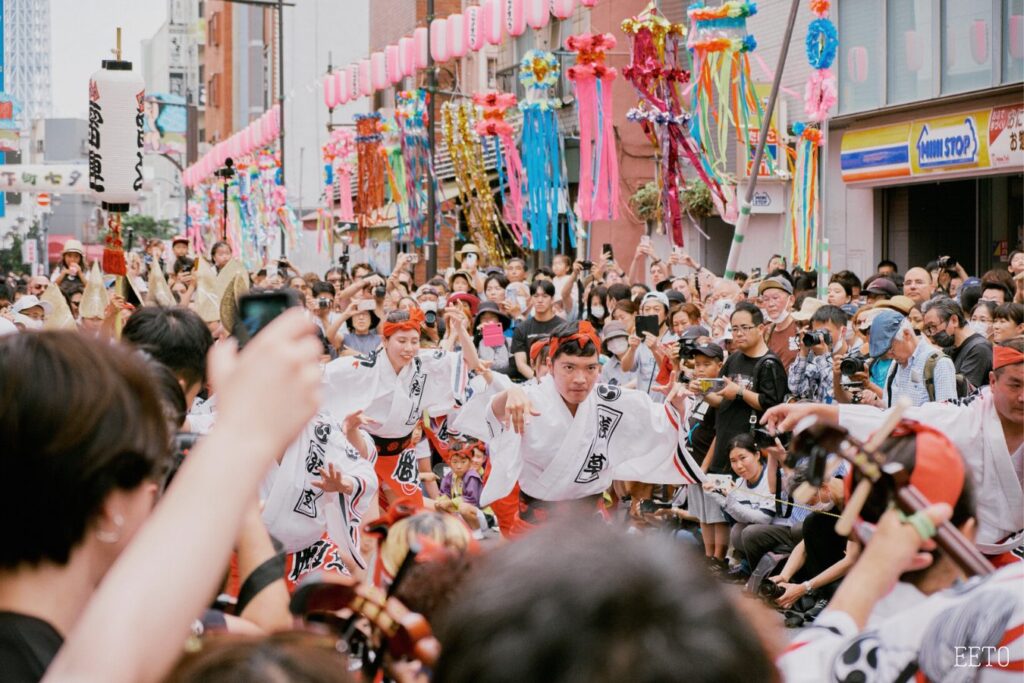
[194,258,221,323]
[147,259,176,307]
[79,261,110,320]
[220,273,250,337]
[40,284,77,330]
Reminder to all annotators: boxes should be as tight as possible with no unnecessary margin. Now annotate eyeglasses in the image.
[732,324,758,332]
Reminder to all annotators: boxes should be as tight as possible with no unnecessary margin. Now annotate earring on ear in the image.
[95,514,125,544]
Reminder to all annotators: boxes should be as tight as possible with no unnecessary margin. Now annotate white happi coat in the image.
[323,348,467,438]
[261,414,378,569]
[453,375,705,506]
[839,388,1024,555]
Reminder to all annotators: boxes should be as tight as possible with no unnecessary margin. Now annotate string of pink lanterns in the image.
[182,0,599,188]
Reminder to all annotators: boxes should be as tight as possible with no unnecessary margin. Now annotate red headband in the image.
[382,308,425,338]
[529,338,552,362]
[993,345,1024,371]
[548,321,602,360]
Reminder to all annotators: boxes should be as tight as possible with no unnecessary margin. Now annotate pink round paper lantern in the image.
[348,63,362,99]
[414,27,430,68]
[483,0,503,45]
[336,70,349,105]
[386,45,403,84]
[323,72,338,109]
[360,59,375,94]
[580,0,597,7]
[550,0,576,19]
[447,14,467,58]
[400,36,416,77]
[431,18,450,62]
[370,52,388,90]
[466,6,485,51]
[505,0,527,37]
[525,0,549,29]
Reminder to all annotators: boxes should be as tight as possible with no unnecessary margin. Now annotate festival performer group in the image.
[2,1,1024,681]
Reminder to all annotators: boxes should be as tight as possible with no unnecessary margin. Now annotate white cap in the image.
[12,295,53,316]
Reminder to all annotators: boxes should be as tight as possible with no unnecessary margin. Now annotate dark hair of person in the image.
[980,268,1014,291]
[970,299,996,320]
[121,306,214,388]
[0,332,170,568]
[142,354,188,431]
[323,265,347,282]
[673,302,702,325]
[393,552,477,623]
[994,302,1023,326]
[350,262,373,277]
[484,273,509,294]
[434,518,776,683]
[606,282,631,302]
[530,279,556,298]
[614,299,637,316]
[549,321,598,359]
[209,241,231,261]
[532,266,555,281]
[734,272,748,287]
[828,275,854,299]
[878,258,899,272]
[587,286,608,320]
[311,280,335,298]
[768,268,794,286]
[165,632,354,683]
[833,269,863,293]
[173,255,195,275]
[811,304,849,328]
[727,432,759,456]
[921,297,965,327]
[506,257,526,269]
[793,273,817,294]
[631,283,651,296]
[958,285,983,316]
[994,337,1024,379]
[60,281,85,305]
[730,301,764,326]
[981,281,1013,302]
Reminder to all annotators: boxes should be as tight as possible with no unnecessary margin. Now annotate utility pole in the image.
[426,0,438,277]
[277,0,287,258]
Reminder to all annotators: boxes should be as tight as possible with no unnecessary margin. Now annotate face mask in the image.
[931,330,954,348]
[23,318,43,330]
[969,321,990,337]
[607,338,628,355]
[591,305,606,319]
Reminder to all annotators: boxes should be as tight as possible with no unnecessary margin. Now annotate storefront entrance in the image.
[882,173,1023,274]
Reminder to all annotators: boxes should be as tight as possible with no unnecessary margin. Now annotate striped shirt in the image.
[883,338,957,406]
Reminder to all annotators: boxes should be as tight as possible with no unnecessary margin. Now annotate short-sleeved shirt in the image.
[950,332,992,389]
[883,338,957,407]
[765,316,800,371]
[0,612,63,683]
[510,315,564,357]
[710,349,788,474]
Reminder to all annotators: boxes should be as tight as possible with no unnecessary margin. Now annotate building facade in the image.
[826,0,1024,277]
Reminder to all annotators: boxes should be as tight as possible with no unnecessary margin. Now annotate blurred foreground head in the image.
[434,518,777,683]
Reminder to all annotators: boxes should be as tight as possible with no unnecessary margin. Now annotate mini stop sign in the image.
[37,192,51,208]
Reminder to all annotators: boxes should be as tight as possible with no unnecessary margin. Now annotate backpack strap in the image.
[885,361,897,407]
[923,351,940,403]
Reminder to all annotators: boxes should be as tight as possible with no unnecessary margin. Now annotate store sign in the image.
[0,164,90,194]
[915,117,979,169]
[749,183,786,214]
[841,105,1015,184]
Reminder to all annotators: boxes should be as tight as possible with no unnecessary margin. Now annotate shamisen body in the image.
[323,306,480,509]
[453,321,705,531]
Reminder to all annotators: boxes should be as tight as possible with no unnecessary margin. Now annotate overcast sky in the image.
[50,0,167,119]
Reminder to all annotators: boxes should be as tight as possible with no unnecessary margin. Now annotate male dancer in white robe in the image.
[323,307,479,510]
[764,339,1024,565]
[453,320,704,534]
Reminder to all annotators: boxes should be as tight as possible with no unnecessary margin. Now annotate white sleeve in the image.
[776,610,859,683]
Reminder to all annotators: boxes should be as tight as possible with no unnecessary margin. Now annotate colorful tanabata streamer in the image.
[622,3,723,246]
[566,33,620,222]
[789,0,836,270]
[687,1,772,218]
[319,128,355,253]
[473,91,527,246]
[441,101,515,262]
[518,49,574,252]
[354,113,387,246]
[395,89,436,246]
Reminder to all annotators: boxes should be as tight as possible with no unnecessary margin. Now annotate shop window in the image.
[1003,0,1024,84]
[838,0,884,113]
[887,0,935,104]
[941,0,994,94]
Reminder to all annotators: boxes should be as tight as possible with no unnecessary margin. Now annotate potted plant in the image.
[682,179,714,219]
[628,180,662,233]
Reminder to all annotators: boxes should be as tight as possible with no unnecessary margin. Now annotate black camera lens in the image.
[374,285,386,298]
[802,330,832,347]
[840,355,867,377]
[758,580,786,601]
[424,311,437,326]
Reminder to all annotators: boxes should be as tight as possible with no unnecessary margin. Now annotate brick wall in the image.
[204,0,233,143]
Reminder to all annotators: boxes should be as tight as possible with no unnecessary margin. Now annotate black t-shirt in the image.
[510,315,565,357]
[709,349,787,474]
[686,396,717,464]
[0,612,63,682]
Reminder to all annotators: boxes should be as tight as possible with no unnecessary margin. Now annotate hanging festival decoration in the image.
[386,45,403,85]
[789,0,836,270]
[687,0,773,217]
[504,0,528,37]
[466,5,485,52]
[354,112,387,246]
[321,128,356,251]
[441,101,512,261]
[518,49,573,251]
[551,0,577,20]
[88,32,145,276]
[395,90,436,245]
[483,0,504,44]
[566,32,619,222]
[431,18,451,62]
[473,92,527,246]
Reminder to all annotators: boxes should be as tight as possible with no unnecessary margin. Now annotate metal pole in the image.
[277,0,287,258]
[723,0,801,281]
[426,0,438,277]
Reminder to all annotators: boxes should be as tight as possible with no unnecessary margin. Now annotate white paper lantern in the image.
[386,45,403,84]
[370,52,388,90]
[466,6,485,51]
[483,0,503,44]
[414,27,430,68]
[504,0,527,37]
[336,70,350,105]
[551,0,576,19]
[348,63,362,100]
[431,18,451,62]
[323,72,338,109]
[400,36,416,77]
[447,14,467,58]
[525,0,549,29]
[87,60,145,211]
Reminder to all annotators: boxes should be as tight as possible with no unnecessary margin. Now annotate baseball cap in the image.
[601,320,629,341]
[868,309,907,358]
[758,276,794,296]
[679,324,710,340]
[664,289,686,305]
[690,341,724,360]
[641,291,670,311]
[864,277,898,297]
[12,295,53,316]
